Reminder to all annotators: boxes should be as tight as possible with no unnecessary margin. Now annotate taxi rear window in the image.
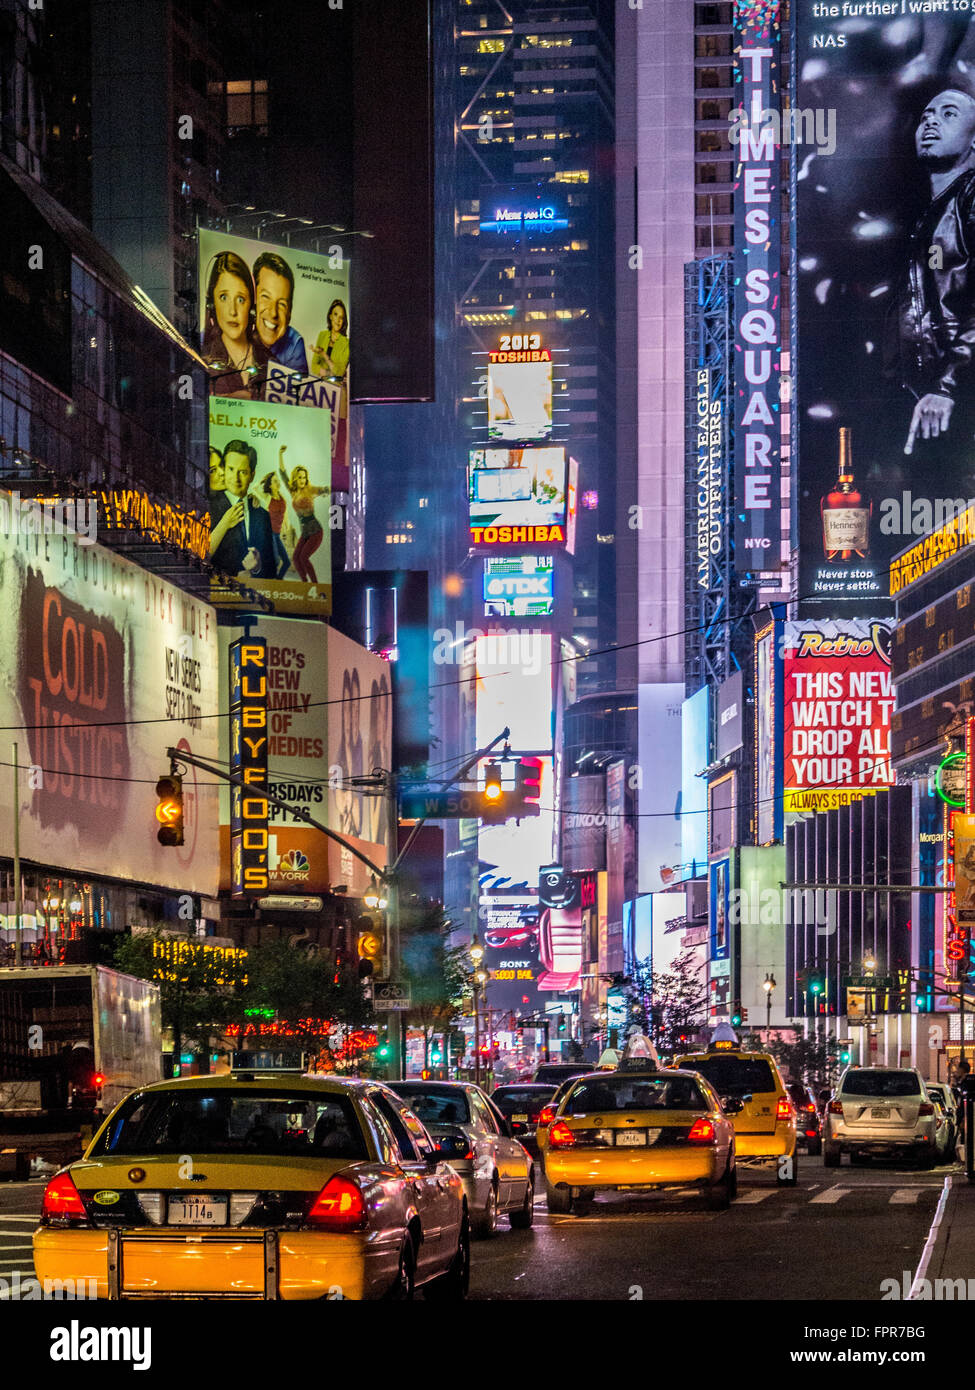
[687,1057,778,1095]
[92,1089,368,1161]
[564,1075,708,1114]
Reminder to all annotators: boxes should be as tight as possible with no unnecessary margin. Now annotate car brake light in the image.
[828,1100,844,1114]
[918,1102,935,1116]
[537,1106,556,1127]
[805,1129,818,1138]
[548,1121,576,1149]
[307,1174,366,1231]
[776,1098,792,1120]
[42,1172,87,1219]
[688,1117,716,1144]
[802,1103,816,1112]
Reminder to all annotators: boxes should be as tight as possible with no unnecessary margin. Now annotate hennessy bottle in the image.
[822,427,870,561]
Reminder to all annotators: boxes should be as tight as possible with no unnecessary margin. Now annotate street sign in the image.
[399,789,483,819]
[256,896,324,913]
[374,980,411,1010]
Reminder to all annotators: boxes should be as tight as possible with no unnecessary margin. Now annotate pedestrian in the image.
[954,1059,975,1155]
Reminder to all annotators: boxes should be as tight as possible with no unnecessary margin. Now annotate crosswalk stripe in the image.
[735,1189,775,1204]
[810,1186,849,1203]
[890,1188,921,1204]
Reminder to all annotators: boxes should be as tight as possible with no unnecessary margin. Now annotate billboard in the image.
[474,631,553,753]
[792,2,975,607]
[681,686,710,877]
[535,867,597,993]
[327,627,392,894]
[733,0,784,573]
[483,555,554,618]
[486,335,553,442]
[754,619,781,844]
[198,228,350,398]
[783,619,894,813]
[693,367,726,591]
[716,670,744,760]
[478,894,542,1013]
[229,638,269,897]
[637,683,684,893]
[478,757,557,898]
[562,774,607,873]
[478,186,569,238]
[0,515,219,893]
[468,447,567,546]
[208,395,331,616]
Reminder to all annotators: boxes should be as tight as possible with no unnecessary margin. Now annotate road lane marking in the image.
[809,1186,849,1203]
[735,1190,775,1204]
[909,1174,952,1301]
[890,1188,921,1204]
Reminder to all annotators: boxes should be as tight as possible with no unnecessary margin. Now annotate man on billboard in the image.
[209,440,277,580]
[252,251,310,376]
[887,85,975,458]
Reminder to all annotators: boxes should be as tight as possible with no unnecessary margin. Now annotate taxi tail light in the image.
[687,1117,716,1144]
[776,1098,793,1121]
[802,1102,816,1112]
[41,1171,87,1221]
[537,1106,556,1128]
[307,1174,367,1231]
[547,1121,576,1149]
[828,1100,844,1114]
[918,1102,935,1117]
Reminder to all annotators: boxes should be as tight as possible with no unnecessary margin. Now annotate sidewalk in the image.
[918,1168,975,1292]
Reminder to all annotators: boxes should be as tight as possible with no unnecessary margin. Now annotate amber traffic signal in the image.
[155,775,184,846]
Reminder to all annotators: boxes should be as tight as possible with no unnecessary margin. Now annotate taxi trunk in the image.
[33,1154,376,1300]
[544,1109,723,1189]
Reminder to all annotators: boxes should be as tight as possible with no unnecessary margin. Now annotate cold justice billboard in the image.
[794,2,975,606]
[783,619,894,814]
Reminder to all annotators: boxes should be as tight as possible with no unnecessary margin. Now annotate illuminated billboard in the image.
[478,757,557,898]
[754,620,782,845]
[478,895,542,1013]
[783,619,894,814]
[733,0,784,574]
[208,395,331,615]
[478,185,569,237]
[199,228,350,490]
[326,627,392,895]
[487,333,553,441]
[474,631,553,753]
[468,447,567,546]
[0,502,219,893]
[483,555,554,618]
[792,2,975,607]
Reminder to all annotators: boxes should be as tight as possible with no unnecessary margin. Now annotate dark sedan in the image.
[789,1081,822,1155]
[490,1083,557,1157]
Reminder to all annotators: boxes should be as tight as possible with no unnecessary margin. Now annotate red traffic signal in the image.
[514,758,542,816]
[155,775,184,846]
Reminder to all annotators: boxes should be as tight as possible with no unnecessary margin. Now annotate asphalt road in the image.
[0,1153,955,1301]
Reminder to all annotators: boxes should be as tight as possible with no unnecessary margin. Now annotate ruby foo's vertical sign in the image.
[733,0,783,572]
[229,638,269,896]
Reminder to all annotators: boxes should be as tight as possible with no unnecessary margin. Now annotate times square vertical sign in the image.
[733,0,782,573]
[229,638,270,897]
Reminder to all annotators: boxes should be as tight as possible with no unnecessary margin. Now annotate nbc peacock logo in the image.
[276,849,311,883]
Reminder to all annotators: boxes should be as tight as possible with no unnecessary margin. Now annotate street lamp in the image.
[763,973,776,1039]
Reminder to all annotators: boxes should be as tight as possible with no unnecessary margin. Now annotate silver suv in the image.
[823,1067,937,1167]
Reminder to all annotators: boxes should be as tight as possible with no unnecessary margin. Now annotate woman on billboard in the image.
[202,250,269,398]
[277,445,329,584]
[260,471,294,580]
[310,300,350,380]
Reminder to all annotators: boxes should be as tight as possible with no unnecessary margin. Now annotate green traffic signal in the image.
[377,1043,391,1059]
[731,1011,742,1027]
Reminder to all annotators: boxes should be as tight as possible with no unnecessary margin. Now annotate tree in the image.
[628,949,709,1055]
[752,1023,841,1090]
[401,903,467,1071]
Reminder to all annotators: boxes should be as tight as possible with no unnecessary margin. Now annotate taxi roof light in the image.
[42,1171,87,1220]
[707,1021,739,1052]
[307,1174,367,1231]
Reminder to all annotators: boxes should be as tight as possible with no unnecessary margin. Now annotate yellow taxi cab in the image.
[33,1059,469,1301]
[676,1023,798,1185]
[542,1060,738,1212]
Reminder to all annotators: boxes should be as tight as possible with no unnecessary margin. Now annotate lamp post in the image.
[763,973,776,1040]
[470,936,485,1086]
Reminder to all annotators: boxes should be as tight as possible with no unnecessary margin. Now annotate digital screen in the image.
[479,758,557,898]
[474,632,553,753]
[483,555,554,617]
[792,0,975,607]
[487,358,553,441]
[681,686,709,876]
[783,619,894,813]
[469,447,567,544]
[208,395,331,615]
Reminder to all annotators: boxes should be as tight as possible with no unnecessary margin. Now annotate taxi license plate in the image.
[167,1197,228,1226]
[871,1106,891,1119]
[513,1114,529,1122]
[615,1130,648,1146]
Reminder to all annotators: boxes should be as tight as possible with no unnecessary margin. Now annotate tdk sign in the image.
[484,574,553,600]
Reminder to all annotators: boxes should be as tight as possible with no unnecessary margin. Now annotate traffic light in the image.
[740,1007,748,1023]
[356,915,384,979]
[730,1004,743,1027]
[513,758,542,817]
[557,1012,566,1034]
[808,970,824,997]
[479,761,509,823]
[377,1041,391,1060]
[155,774,183,846]
[839,1044,851,1064]
[796,967,809,993]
